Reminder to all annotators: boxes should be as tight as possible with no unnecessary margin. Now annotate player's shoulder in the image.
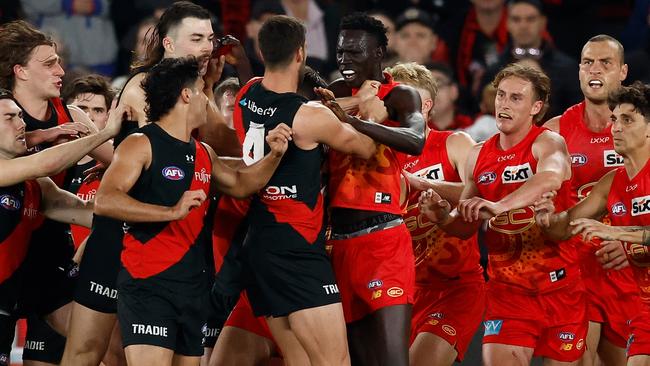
[542,115,561,132]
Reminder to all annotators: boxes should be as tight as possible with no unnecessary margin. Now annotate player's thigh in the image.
[628,355,650,366]
[172,354,201,366]
[286,302,348,352]
[597,336,626,366]
[124,344,173,366]
[410,332,457,366]
[65,301,116,352]
[209,326,274,366]
[482,343,533,366]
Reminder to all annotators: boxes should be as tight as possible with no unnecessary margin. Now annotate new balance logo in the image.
[484,320,503,336]
[132,324,168,337]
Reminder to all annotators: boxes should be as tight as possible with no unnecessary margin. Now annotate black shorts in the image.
[243,226,340,317]
[0,314,15,366]
[202,286,239,348]
[22,316,65,364]
[17,220,75,317]
[74,216,123,313]
[117,271,208,356]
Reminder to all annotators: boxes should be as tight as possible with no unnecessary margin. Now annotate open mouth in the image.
[497,112,512,120]
[588,80,603,89]
[341,69,356,80]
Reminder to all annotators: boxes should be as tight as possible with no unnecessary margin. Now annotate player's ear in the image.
[531,100,543,116]
[180,87,192,103]
[162,36,174,54]
[13,64,27,82]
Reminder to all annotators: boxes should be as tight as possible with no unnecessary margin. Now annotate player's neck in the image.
[262,69,299,94]
[158,108,193,142]
[583,99,612,133]
[431,109,454,130]
[499,123,532,150]
[623,147,650,179]
[13,85,50,121]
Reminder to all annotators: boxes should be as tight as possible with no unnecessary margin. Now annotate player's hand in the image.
[356,80,381,102]
[358,96,388,124]
[418,189,451,224]
[595,240,629,270]
[324,100,349,123]
[171,190,207,220]
[315,87,336,103]
[403,170,431,191]
[534,191,557,228]
[104,103,134,138]
[266,123,292,158]
[82,162,106,183]
[204,55,226,90]
[458,197,503,222]
[219,35,246,66]
[570,218,623,242]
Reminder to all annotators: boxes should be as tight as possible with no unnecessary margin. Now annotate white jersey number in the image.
[242,122,265,166]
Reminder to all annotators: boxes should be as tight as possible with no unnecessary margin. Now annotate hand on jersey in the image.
[358,96,388,124]
[323,99,349,123]
[595,240,629,270]
[404,170,431,192]
[458,197,504,222]
[418,189,451,224]
[356,80,381,102]
[533,191,557,228]
[570,218,623,242]
[171,190,207,220]
[266,123,293,158]
[83,162,106,183]
[104,104,135,138]
[39,122,94,146]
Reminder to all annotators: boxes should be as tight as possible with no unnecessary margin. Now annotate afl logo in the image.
[0,194,20,211]
[478,171,497,184]
[162,166,185,181]
[571,153,587,166]
[611,202,627,216]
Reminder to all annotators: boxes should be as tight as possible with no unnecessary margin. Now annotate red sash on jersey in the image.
[50,98,74,188]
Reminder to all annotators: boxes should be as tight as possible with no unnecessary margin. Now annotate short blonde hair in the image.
[385,62,438,100]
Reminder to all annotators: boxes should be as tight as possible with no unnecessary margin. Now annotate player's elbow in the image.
[93,191,113,217]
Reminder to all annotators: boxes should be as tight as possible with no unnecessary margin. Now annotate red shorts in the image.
[410,278,486,361]
[224,291,275,342]
[482,280,588,362]
[329,224,415,323]
[584,272,641,348]
[627,306,650,357]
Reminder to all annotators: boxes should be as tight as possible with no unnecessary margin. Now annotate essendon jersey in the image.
[122,123,212,282]
[67,160,99,249]
[0,180,43,284]
[328,73,405,215]
[233,78,324,246]
[607,160,650,305]
[474,126,577,292]
[402,131,482,284]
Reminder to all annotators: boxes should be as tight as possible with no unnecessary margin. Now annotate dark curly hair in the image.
[141,57,200,122]
[608,81,650,121]
[131,1,210,74]
[340,12,388,50]
[62,74,115,109]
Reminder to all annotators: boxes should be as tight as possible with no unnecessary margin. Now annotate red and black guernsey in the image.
[121,123,212,284]
[66,160,100,249]
[233,78,324,247]
[0,180,43,311]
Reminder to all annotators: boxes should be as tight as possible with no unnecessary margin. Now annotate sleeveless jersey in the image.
[328,73,405,215]
[66,160,99,249]
[402,131,483,284]
[121,123,212,283]
[474,126,577,292]
[607,160,650,305]
[0,180,43,284]
[234,78,324,246]
[558,102,636,290]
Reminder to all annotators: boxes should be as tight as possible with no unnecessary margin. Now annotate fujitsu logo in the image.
[194,168,210,184]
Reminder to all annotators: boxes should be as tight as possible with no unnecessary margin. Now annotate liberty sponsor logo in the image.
[263,185,298,200]
[375,192,392,204]
[478,171,497,184]
[132,324,168,337]
[558,332,575,341]
[162,166,185,181]
[414,164,445,181]
[323,284,339,295]
[571,153,587,166]
[239,98,277,117]
[194,168,211,184]
[387,287,404,297]
[632,195,650,216]
[502,163,532,184]
[24,341,45,351]
[611,202,627,216]
[484,320,503,336]
[0,194,20,211]
[604,150,624,167]
[90,281,118,299]
[367,279,383,289]
[591,136,610,144]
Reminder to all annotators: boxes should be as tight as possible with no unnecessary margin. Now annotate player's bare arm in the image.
[37,176,93,228]
[116,73,148,125]
[67,105,115,165]
[542,115,561,132]
[205,123,292,198]
[94,134,205,222]
[293,102,376,159]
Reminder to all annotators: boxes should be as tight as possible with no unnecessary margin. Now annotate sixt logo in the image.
[239,98,277,117]
[502,163,532,184]
[604,150,624,167]
[632,195,650,216]
[162,166,185,181]
[571,153,587,166]
[413,163,445,181]
[558,332,575,341]
[0,194,20,211]
[478,171,497,184]
[367,279,383,289]
[611,202,627,216]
